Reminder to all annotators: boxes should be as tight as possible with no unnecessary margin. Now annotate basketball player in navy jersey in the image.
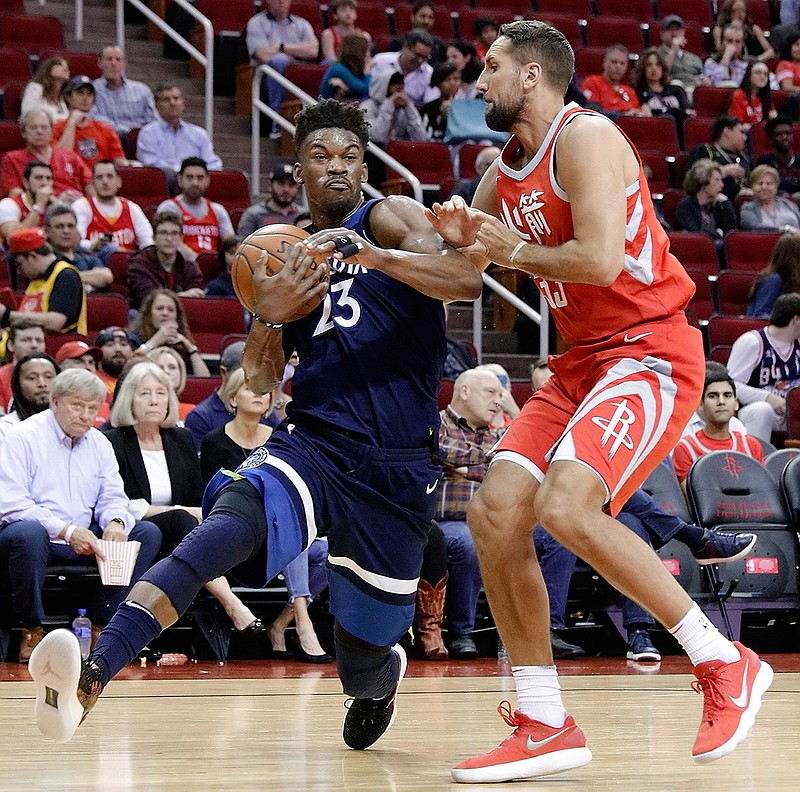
[29,99,483,748]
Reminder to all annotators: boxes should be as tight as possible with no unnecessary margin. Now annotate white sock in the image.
[669,603,741,666]
[511,665,567,728]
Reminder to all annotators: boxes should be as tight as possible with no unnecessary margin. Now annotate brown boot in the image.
[415,574,448,660]
[19,626,46,664]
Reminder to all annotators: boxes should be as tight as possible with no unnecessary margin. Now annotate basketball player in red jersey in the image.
[427,20,773,783]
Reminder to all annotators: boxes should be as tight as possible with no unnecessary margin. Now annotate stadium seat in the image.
[686,451,799,638]
[765,448,800,483]
[685,269,714,320]
[786,386,800,441]
[0,46,31,87]
[282,63,327,101]
[683,117,714,152]
[749,120,800,159]
[0,15,65,57]
[220,333,248,355]
[581,16,647,51]
[196,251,222,286]
[534,0,591,17]
[667,232,719,276]
[41,49,103,81]
[194,0,258,33]
[182,375,219,404]
[181,296,246,355]
[723,231,780,272]
[385,139,455,196]
[595,0,654,17]
[107,251,131,298]
[617,115,680,157]
[207,170,251,214]
[661,189,685,228]
[715,270,757,315]
[117,166,169,207]
[657,0,714,27]
[0,119,23,154]
[746,0,773,32]
[86,293,129,337]
[0,81,23,122]
[45,333,89,359]
[457,142,490,180]
[780,454,800,522]
[692,86,734,119]
[573,47,606,80]
[706,315,767,363]
[530,12,583,49]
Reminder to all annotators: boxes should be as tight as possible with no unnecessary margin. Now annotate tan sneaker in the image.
[19,626,45,664]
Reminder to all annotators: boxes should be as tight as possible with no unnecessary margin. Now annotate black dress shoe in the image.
[550,630,585,660]
[293,646,334,664]
[237,618,267,636]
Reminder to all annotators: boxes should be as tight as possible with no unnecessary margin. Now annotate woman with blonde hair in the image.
[740,164,800,232]
[130,288,210,377]
[102,362,263,634]
[145,345,196,421]
[200,367,332,662]
[21,56,69,121]
[747,232,800,317]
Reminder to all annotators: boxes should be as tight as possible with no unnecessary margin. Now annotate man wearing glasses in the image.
[126,212,204,310]
[372,29,441,106]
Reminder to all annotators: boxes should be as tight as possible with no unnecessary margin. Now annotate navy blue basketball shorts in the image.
[202,421,441,646]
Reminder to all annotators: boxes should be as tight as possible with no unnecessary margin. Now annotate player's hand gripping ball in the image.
[231,224,326,321]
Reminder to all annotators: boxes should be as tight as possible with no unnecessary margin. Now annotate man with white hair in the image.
[0,369,161,663]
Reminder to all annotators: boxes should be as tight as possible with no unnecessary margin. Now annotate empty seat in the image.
[385,139,455,190]
[41,49,103,81]
[685,269,714,320]
[207,170,251,213]
[1,80,23,122]
[723,231,780,272]
[596,0,655,17]
[0,46,31,87]
[765,448,800,483]
[716,270,758,315]
[573,47,607,80]
[657,0,714,27]
[582,16,647,51]
[117,166,169,208]
[282,63,327,101]
[182,375,219,405]
[691,86,735,119]
[706,314,768,350]
[617,115,680,157]
[86,293,129,337]
[181,296,246,354]
[683,117,715,152]
[640,152,672,195]
[667,232,719,275]
[0,119,23,154]
[530,12,582,48]
[534,0,591,16]
[0,15,65,57]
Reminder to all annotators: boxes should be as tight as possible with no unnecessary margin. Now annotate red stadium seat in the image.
[0,46,31,87]
[287,1,326,33]
[582,16,647,51]
[458,143,490,180]
[640,152,672,196]
[220,333,247,355]
[1,81,23,122]
[86,293,129,337]
[661,189,686,228]
[667,232,719,275]
[352,2,393,38]
[117,166,169,208]
[107,251,130,298]
[196,251,222,286]
[683,117,714,152]
[787,387,800,440]
[573,47,606,80]
[182,376,218,404]
[595,0,654,18]
[684,268,714,320]
[723,231,781,272]
[749,121,800,159]
[530,12,582,49]
[0,15,65,57]
[207,170,251,214]
[692,86,734,120]
[41,50,103,81]
[716,270,758,316]
[194,0,258,33]
[0,119,23,154]
[617,115,680,157]
[181,296,246,355]
[45,333,89,359]
[746,0,773,32]
[385,140,455,190]
[657,0,714,27]
[282,63,327,101]
[534,0,591,16]
[707,314,768,350]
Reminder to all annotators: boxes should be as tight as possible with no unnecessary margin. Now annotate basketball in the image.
[231,224,326,321]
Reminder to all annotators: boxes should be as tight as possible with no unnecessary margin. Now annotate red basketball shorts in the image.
[493,316,704,515]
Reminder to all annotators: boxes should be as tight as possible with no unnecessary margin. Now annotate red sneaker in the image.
[451,701,592,783]
[691,642,773,763]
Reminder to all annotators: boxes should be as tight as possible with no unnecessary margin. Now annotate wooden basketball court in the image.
[0,655,797,791]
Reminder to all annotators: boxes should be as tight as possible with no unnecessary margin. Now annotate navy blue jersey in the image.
[283,198,446,449]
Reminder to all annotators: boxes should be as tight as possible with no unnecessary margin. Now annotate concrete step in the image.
[482,353,538,379]
[450,329,518,354]
[446,302,493,331]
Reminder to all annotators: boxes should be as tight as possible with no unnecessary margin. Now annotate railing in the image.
[115,0,214,141]
[250,63,422,204]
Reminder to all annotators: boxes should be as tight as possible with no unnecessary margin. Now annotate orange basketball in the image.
[231,224,325,321]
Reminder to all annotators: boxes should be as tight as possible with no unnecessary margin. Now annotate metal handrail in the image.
[250,63,422,203]
[114,0,214,140]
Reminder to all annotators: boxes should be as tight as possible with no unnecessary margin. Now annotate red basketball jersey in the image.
[11,194,43,228]
[85,197,137,251]
[495,103,695,346]
[165,197,221,254]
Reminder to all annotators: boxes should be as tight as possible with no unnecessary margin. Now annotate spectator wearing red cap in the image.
[55,341,103,373]
[3,228,87,335]
[53,77,129,169]
[0,110,91,202]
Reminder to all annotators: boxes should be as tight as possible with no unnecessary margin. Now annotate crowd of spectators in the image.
[2,3,800,665]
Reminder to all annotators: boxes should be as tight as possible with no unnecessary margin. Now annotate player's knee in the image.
[534,485,590,544]
[467,490,504,545]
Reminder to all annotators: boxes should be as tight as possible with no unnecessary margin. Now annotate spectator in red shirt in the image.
[582,45,652,119]
[672,370,764,485]
[727,61,777,127]
[53,76,129,169]
[1,110,91,202]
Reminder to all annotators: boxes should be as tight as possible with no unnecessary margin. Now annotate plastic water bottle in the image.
[72,609,92,659]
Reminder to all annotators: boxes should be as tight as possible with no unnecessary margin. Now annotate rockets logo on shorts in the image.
[591,398,637,460]
[239,446,270,471]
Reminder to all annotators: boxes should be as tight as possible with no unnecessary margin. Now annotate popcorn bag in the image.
[95,540,141,586]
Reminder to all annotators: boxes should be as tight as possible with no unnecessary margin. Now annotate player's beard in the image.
[485,92,525,132]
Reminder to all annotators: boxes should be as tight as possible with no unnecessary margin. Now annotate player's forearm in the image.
[501,236,623,287]
[242,322,285,396]
[377,250,483,302]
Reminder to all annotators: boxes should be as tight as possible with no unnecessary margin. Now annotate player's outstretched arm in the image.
[304,196,483,303]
